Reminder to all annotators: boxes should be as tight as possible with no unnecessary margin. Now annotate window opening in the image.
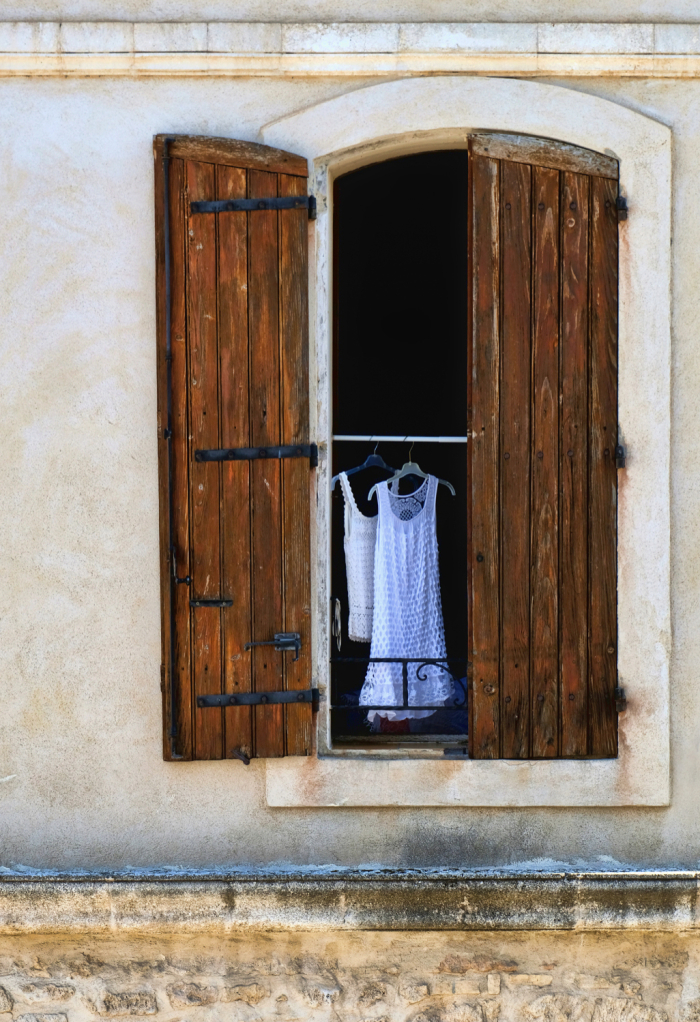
[330,151,470,749]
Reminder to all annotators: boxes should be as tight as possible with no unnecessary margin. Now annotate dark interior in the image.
[331,150,470,746]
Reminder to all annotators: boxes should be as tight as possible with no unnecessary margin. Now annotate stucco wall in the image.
[0,69,697,869]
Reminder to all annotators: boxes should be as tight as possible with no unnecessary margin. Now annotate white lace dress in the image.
[339,472,377,643]
[359,475,453,721]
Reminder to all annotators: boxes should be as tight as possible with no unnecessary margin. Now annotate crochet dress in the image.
[359,475,453,721]
[338,471,377,643]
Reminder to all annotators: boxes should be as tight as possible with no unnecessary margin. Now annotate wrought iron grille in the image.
[330,657,469,715]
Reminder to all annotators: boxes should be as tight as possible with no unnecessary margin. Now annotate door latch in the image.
[245,632,301,662]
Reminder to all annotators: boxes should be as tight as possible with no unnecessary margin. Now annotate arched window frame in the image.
[260,76,671,808]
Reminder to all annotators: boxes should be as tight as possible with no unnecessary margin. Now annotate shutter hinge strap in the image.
[197,687,319,709]
[616,194,628,221]
[615,686,627,712]
[195,443,317,468]
[615,443,626,469]
[190,195,317,220]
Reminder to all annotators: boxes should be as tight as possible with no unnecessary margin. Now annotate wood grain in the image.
[500,158,532,759]
[154,139,175,759]
[187,159,224,760]
[560,172,590,757]
[530,166,559,758]
[279,173,313,756]
[217,164,254,762]
[169,157,194,761]
[158,135,308,178]
[470,134,618,181]
[589,175,619,758]
[249,169,285,758]
[469,152,501,759]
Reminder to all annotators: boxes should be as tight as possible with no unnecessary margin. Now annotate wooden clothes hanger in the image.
[331,442,396,491]
[368,441,456,501]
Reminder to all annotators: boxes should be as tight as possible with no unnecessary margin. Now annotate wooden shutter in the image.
[467,133,620,760]
[154,134,314,762]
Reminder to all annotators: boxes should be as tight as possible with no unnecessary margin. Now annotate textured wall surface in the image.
[0,929,699,1022]
[0,69,696,869]
[6,1,700,24]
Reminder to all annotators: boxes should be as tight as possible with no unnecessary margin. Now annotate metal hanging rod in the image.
[332,435,469,444]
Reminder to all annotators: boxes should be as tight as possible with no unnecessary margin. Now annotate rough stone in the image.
[0,988,11,1012]
[509,976,555,989]
[19,985,74,1004]
[14,1015,68,1022]
[165,983,217,1008]
[96,991,158,1016]
[302,981,341,1007]
[358,982,387,1007]
[220,984,268,1005]
[402,984,430,1003]
[439,958,517,975]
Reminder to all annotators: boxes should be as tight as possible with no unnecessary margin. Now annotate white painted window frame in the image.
[261,77,671,807]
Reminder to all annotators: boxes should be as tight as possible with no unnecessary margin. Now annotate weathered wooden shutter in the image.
[468,133,620,760]
[154,135,315,762]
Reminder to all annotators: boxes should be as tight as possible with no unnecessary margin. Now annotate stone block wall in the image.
[0,932,698,1022]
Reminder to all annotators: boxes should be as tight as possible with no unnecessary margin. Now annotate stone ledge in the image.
[1,871,699,933]
[1,22,700,75]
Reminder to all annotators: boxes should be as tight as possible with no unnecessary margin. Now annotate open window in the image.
[329,136,623,759]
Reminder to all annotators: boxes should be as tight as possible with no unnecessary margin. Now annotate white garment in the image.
[339,472,377,643]
[359,474,453,720]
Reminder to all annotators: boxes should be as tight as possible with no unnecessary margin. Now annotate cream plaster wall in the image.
[0,71,697,869]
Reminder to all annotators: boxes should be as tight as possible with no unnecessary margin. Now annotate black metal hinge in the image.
[195,443,318,468]
[615,444,626,469]
[197,688,319,709]
[615,686,627,712]
[190,195,317,220]
[190,598,233,608]
[616,195,628,221]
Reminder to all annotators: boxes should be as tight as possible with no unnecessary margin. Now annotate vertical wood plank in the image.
[530,166,560,758]
[155,146,193,760]
[589,175,619,757]
[169,157,194,760]
[249,169,285,758]
[500,159,532,759]
[279,173,313,756]
[531,169,555,760]
[469,152,500,759]
[217,165,254,762]
[560,172,590,756]
[187,159,224,760]
[154,140,171,760]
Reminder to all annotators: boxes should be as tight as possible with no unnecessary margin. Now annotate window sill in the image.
[265,734,669,806]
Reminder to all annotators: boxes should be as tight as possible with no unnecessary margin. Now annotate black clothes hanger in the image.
[368,440,456,501]
[331,443,397,491]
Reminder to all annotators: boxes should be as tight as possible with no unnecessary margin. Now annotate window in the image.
[330,136,621,759]
[154,129,622,764]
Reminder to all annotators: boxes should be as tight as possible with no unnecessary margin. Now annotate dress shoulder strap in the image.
[339,472,358,537]
[425,474,439,519]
